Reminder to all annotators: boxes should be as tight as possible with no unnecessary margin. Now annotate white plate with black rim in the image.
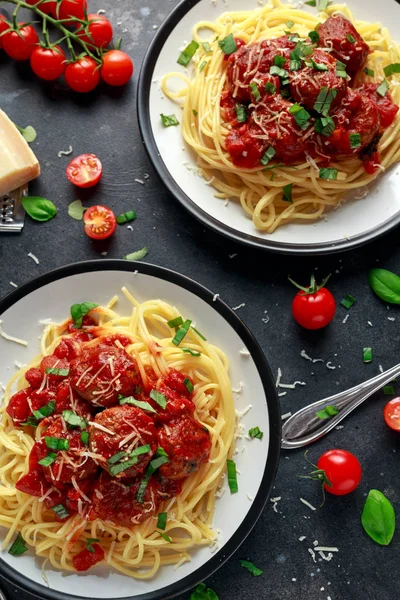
[137,0,400,255]
[0,260,280,600]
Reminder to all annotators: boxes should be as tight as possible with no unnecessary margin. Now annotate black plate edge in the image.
[0,259,281,600]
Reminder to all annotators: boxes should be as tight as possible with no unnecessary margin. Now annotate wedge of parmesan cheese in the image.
[0,109,40,196]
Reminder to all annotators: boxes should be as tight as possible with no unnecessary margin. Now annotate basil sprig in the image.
[368,268,400,304]
[70,302,98,328]
[21,196,57,222]
[361,490,395,545]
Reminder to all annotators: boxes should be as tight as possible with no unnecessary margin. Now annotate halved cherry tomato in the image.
[100,50,134,86]
[384,397,400,431]
[83,205,116,240]
[64,56,100,93]
[0,16,9,49]
[290,274,336,330]
[66,154,102,188]
[2,25,39,61]
[77,14,113,48]
[58,0,87,21]
[30,46,66,81]
[317,449,362,496]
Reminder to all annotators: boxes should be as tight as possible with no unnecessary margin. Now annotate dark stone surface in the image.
[0,1,400,599]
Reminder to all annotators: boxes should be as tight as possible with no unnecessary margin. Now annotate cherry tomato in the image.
[384,397,400,431]
[290,274,336,330]
[30,46,66,81]
[317,449,362,496]
[0,16,9,49]
[66,154,103,188]
[2,25,39,61]
[58,0,87,21]
[26,0,57,16]
[64,57,100,93]
[100,50,134,86]
[77,14,113,48]
[83,205,116,240]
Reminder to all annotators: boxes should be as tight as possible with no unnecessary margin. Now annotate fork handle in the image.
[281,363,400,450]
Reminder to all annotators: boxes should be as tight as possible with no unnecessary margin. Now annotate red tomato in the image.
[290,275,336,330]
[58,0,87,21]
[66,154,103,188]
[317,449,362,496]
[64,56,100,93]
[100,50,134,86]
[77,14,113,48]
[83,205,116,240]
[384,397,400,431]
[26,0,57,16]
[30,46,66,81]
[2,25,39,61]
[72,543,105,572]
[0,16,9,49]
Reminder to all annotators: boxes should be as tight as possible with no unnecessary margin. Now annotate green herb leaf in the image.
[260,146,276,166]
[107,451,127,465]
[167,316,184,328]
[131,444,152,457]
[376,79,389,97]
[156,447,168,458]
[159,532,172,543]
[307,58,329,71]
[305,0,316,5]
[218,33,237,55]
[349,133,361,149]
[172,319,192,346]
[150,389,168,409]
[314,116,335,137]
[286,20,295,29]
[282,183,293,203]
[15,124,37,143]
[289,58,302,71]
[45,437,70,451]
[318,0,330,8]
[124,247,148,261]
[119,397,157,413]
[227,459,238,493]
[136,455,169,503]
[249,82,261,101]
[33,401,56,421]
[193,109,198,117]
[8,533,28,557]
[109,456,138,476]
[346,33,355,43]
[68,199,87,221]
[363,347,373,363]
[190,583,219,600]
[289,104,311,130]
[199,60,207,72]
[383,385,396,395]
[319,167,338,180]
[70,301,98,329]
[177,40,200,66]
[239,559,263,576]
[202,42,212,52]
[160,114,179,127]
[156,512,167,530]
[274,55,286,68]
[313,87,338,116]
[290,41,313,60]
[340,293,356,309]
[364,67,375,77]
[45,367,69,377]
[361,489,395,545]
[21,196,57,222]
[51,504,69,520]
[308,30,320,43]
[182,348,201,357]
[191,326,207,340]
[21,416,39,428]
[116,210,137,225]
[86,538,99,553]
[62,410,88,430]
[235,103,248,122]
[248,426,263,440]
[335,60,347,78]
[184,378,194,393]
[316,405,339,419]
[270,65,288,78]
[264,81,276,94]
[81,431,90,446]
[368,268,400,304]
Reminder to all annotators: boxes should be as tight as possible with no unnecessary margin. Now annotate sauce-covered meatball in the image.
[317,15,369,75]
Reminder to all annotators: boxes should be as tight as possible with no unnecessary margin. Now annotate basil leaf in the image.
[384,63,400,77]
[160,114,179,127]
[239,559,263,576]
[319,167,338,180]
[156,512,167,530]
[68,199,87,221]
[376,80,389,97]
[70,301,98,328]
[227,459,238,493]
[361,490,395,545]
[364,67,374,77]
[235,104,248,122]
[249,82,261,101]
[264,81,276,94]
[150,389,168,409]
[21,196,57,222]
[248,426,263,439]
[86,538,99,553]
[177,40,199,66]
[282,183,293,203]
[15,124,37,143]
[8,533,28,556]
[119,396,157,413]
[260,146,276,166]
[124,247,148,261]
[218,33,237,55]
[316,405,339,419]
[62,410,88,430]
[368,268,400,304]
[190,583,219,599]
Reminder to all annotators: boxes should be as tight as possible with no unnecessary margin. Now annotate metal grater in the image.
[0,186,27,232]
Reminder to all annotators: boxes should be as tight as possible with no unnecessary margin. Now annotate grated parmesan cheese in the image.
[57,145,73,158]
[9,281,18,288]
[28,252,39,264]
[300,498,316,511]
[0,321,28,346]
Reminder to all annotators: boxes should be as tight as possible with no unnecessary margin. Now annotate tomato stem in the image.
[288,273,331,295]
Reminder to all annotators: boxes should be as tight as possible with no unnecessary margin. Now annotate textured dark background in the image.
[1,0,400,599]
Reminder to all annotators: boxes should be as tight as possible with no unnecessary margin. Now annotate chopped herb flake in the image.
[150,389,168,409]
[70,302,98,329]
[313,87,338,116]
[192,326,206,340]
[199,60,207,72]
[363,347,373,363]
[38,452,58,467]
[340,293,356,309]
[305,0,316,5]
[346,33,355,43]
[336,60,347,78]
[249,82,261,101]
[8,533,28,557]
[86,538,99,553]
[81,431,89,446]
[202,42,211,52]
[119,397,157,413]
[218,33,237,55]
[124,247,148,261]
[45,437,70,451]
[184,378,194,393]
[349,133,361,148]
[51,504,69,520]
[235,104,248,122]
[239,559,263,577]
[177,40,200,66]
[264,81,276,94]
[33,401,56,421]
[286,20,295,29]
[190,583,219,600]
[290,58,302,71]
[193,109,198,117]
[260,146,276,166]
[316,405,339,419]
[289,104,311,130]
[270,65,288,78]
[314,116,335,137]
[318,0,330,9]
[167,316,184,328]
[274,55,286,68]
[62,410,88,430]
[159,532,172,543]
[108,451,127,465]
[383,385,396,395]
[156,512,167,530]
[160,114,180,127]
[377,79,389,97]
[182,348,201,357]
[227,459,238,493]
[45,367,69,376]
[109,456,139,476]
[248,426,263,440]
[319,167,338,180]
[308,30,320,44]
[172,319,192,346]
[364,67,375,77]
[116,211,137,225]
[282,183,293,202]
[136,455,169,503]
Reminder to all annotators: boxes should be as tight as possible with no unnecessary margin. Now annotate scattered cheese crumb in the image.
[57,145,73,157]
[342,314,350,324]
[281,412,292,420]
[235,403,251,417]
[379,364,384,373]
[270,496,281,512]
[276,367,282,388]
[229,253,237,259]
[28,252,39,264]
[247,493,254,501]
[326,362,336,370]
[0,321,28,346]
[213,293,220,302]
[127,225,134,231]
[232,303,245,310]
[9,281,18,288]
[101,251,108,256]
[388,316,396,321]
[299,536,306,541]
[367,321,373,327]
[97,9,106,14]
[300,350,324,363]
[239,348,250,356]
[278,392,287,397]
[308,548,317,563]
[135,178,145,185]
[300,498,316,511]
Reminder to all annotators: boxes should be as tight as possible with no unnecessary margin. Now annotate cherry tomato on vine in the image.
[77,14,113,48]
[64,56,100,93]
[289,274,336,330]
[384,397,400,431]
[58,0,87,21]
[317,449,362,496]
[83,205,116,240]
[26,0,57,16]
[30,46,66,81]
[66,154,103,188]
[100,50,134,86]
[0,16,9,49]
[2,25,39,61]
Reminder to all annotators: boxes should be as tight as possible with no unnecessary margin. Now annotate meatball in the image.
[89,405,157,478]
[70,344,142,407]
[6,387,57,427]
[91,472,161,527]
[356,83,399,129]
[145,368,195,423]
[290,49,347,110]
[56,380,94,420]
[38,416,98,486]
[317,15,369,75]
[158,417,211,480]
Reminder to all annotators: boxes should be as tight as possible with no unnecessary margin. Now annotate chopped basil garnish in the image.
[286,20,295,29]
[124,247,148,261]
[150,389,168,409]
[119,396,157,413]
[270,65,288,78]
[62,410,88,430]
[383,385,396,395]
[249,82,261,101]
[349,133,361,149]
[260,146,276,166]
[184,378,194,393]
[21,416,39,427]
[199,60,207,72]
[172,319,192,346]
[340,293,356,309]
[318,0,330,8]
[218,33,237,55]
[182,348,201,357]
[319,167,338,180]
[8,533,28,557]
[156,447,168,458]
[38,452,58,467]
[159,532,172,543]
[274,55,286,68]
[308,58,329,71]
[70,302,98,329]
[235,104,248,123]
[86,538,99,553]
[336,60,347,78]
[282,183,293,203]
[177,40,199,66]
[376,80,389,97]
[308,30,320,44]
[290,58,302,71]
[45,437,70,451]
[363,347,373,363]
[346,33,355,43]
[316,405,339,419]
[364,67,375,77]
[305,0,316,5]
[289,104,311,130]
[264,81,276,94]
[314,116,335,137]
[52,504,69,519]
[191,583,219,599]
[136,455,169,503]
[193,109,198,117]
[81,431,90,446]
[116,211,137,225]
[291,41,313,60]
[45,367,69,377]
[313,87,337,116]
[167,316,184,328]
[109,456,139,476]
[108,451,126,465]
[248,426,263,440]
[156,512,167,530]
[160,114,180,127]
[192,326,206,340]
[202,42,211,52]
[239,559,263,577]
[227,459,238,493]
[33,401,56,421]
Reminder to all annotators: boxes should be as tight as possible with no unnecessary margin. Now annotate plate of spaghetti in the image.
[137,0,400,253]
[0,261,279,600]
